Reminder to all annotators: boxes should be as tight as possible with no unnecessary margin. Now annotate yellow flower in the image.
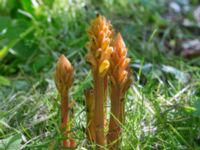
[99,60,110,77]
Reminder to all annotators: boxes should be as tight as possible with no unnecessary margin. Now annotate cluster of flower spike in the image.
[86,15,132,149]
[54,15,132,149]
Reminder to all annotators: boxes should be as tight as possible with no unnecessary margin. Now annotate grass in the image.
[0,0,200,149]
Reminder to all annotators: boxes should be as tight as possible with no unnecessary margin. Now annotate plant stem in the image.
[94,71,105,148]
[104,77,108,130]
[85,89,96,142]
[119,97,125,125]
[61,93,70,147]
[107,85,121,150]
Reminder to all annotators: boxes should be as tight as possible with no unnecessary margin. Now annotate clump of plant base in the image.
[54,15,132,149]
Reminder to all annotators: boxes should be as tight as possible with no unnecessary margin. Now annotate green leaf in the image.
[0,17,30,40]
[13,80,30,91]
[0,16,12,31]
[0,76,10,86]
[0,15,34,59]
[0,46,9,60]
[21,0,34,14]
[182,105,196,113]
[192,100,200,117]
[0,25,35,60]
[0,134,22,150]
[32,55,52,72]
[42,0,55,8]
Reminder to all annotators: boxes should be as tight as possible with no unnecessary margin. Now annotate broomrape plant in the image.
[54,55,76,148]
[86,15,114,148]
[54,15,132,149]
[107,33,132,150]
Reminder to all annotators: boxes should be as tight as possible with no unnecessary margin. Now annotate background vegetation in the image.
[0,0,200,149]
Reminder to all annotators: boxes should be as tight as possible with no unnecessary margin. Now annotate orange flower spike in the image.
[107,33,132,150]
[86,15,113,148]
[54,55,75,148]
[110,33,131,87]
[86,15,113,71]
